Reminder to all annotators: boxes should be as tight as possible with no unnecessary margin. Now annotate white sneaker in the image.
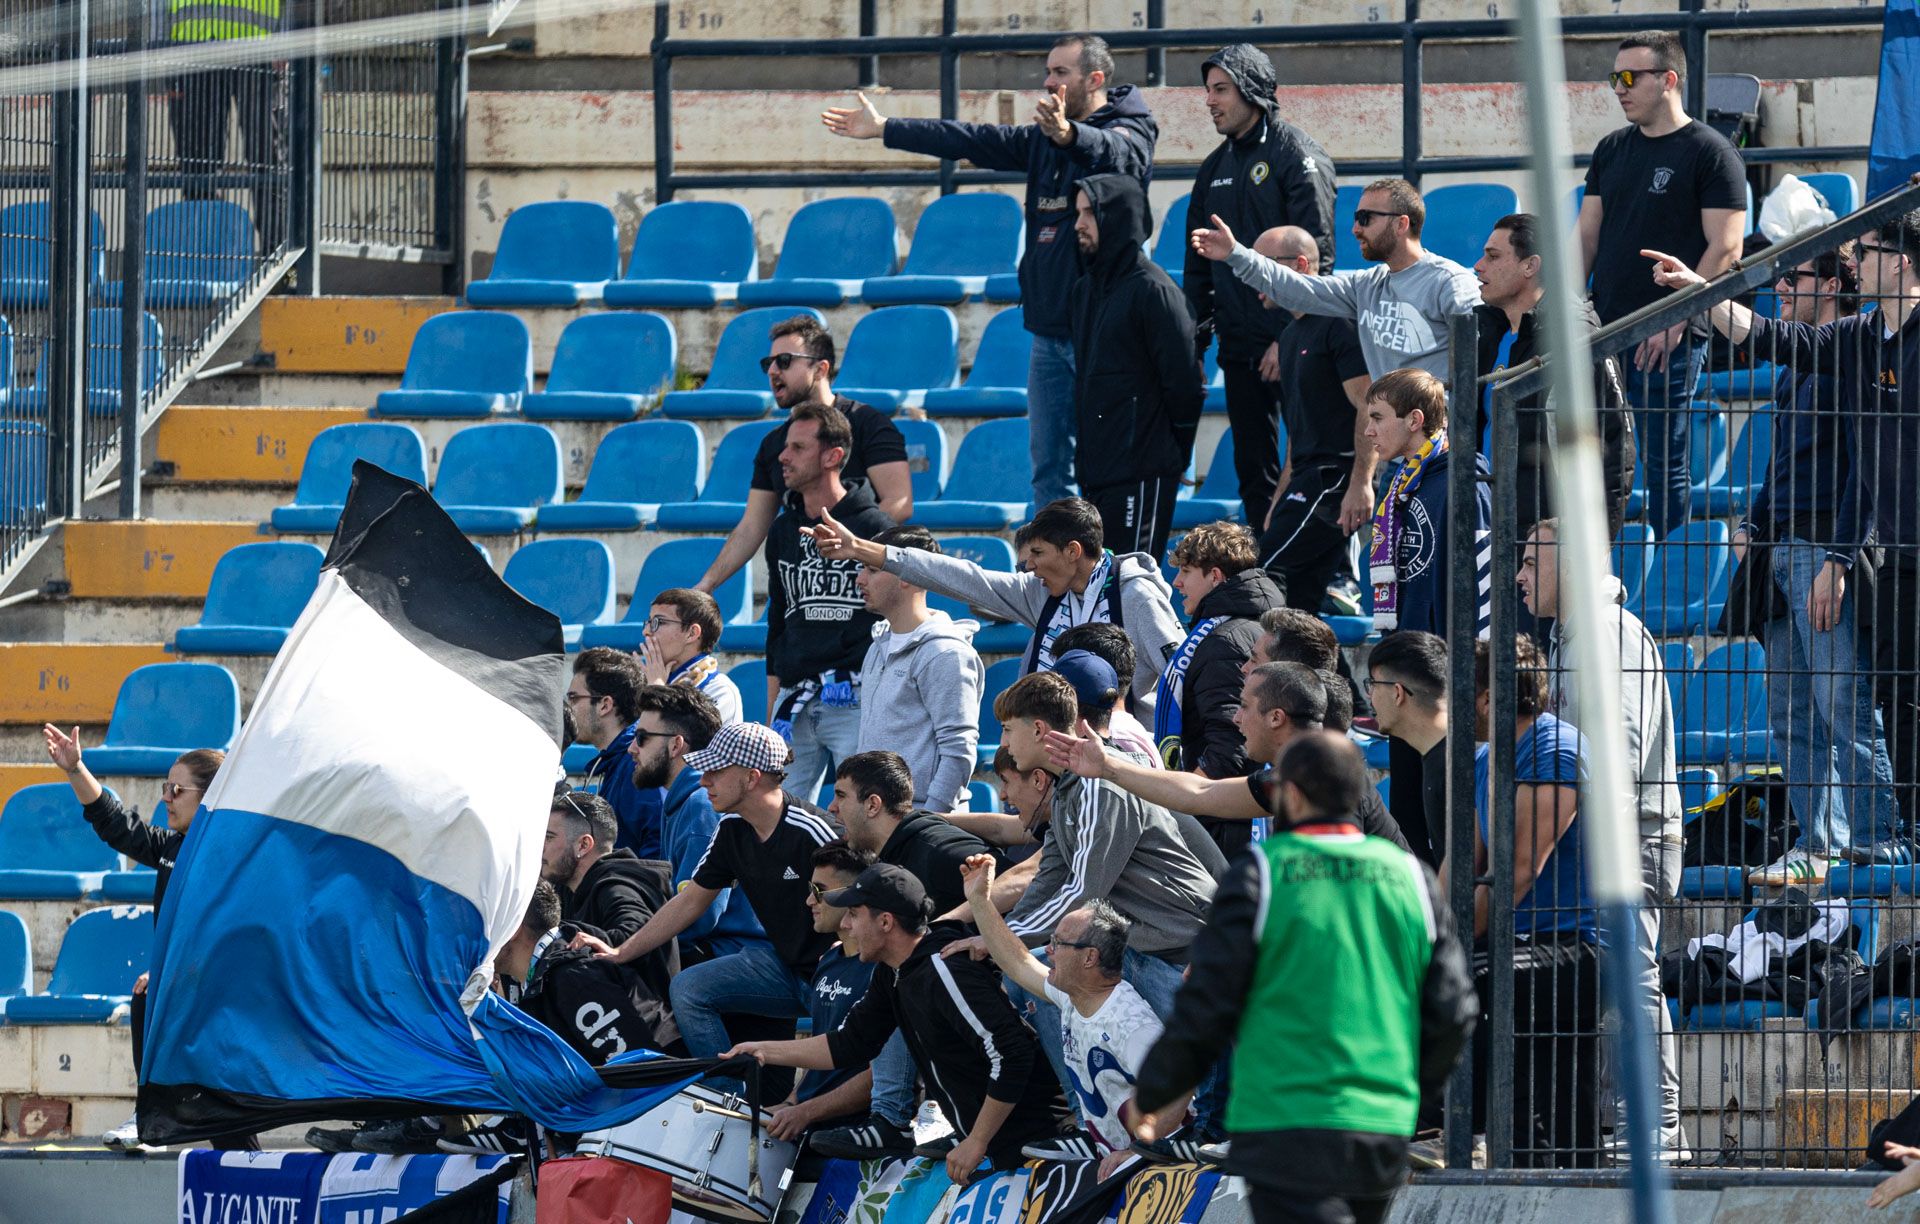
[1753,848,1828,887]
[102,1116,148,1151]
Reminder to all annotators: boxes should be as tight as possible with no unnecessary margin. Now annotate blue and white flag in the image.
[141,462,703,1143]
[1869,0,1920,199]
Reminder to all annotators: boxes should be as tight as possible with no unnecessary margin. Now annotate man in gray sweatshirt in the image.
[1190,176,1482,380]
[813,497,1184,725]
[855,526,984,813]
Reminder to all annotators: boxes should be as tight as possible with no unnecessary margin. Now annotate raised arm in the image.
[1192,213,1363,319]
[1045,720,1266,820]
[961,854,1049,996]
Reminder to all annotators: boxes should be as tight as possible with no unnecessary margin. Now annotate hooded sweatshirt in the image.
[1384,444,1493,640]
[858,611,985,813]
[1168,566,1285,778]
[564,848,675,948]
[1071,173,1204,491]
[877,811,998,918]
[880,544,1186,724]
[1185,44,1338,362]
[519,931,679,1064]
[881,86,1158,338]
[766,477,896,687]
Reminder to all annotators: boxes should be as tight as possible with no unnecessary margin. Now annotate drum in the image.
[578,1083,798,1222]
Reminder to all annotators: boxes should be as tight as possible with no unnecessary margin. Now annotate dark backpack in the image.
[1681,771,1799,869]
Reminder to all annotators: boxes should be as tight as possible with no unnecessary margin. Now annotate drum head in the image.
[671,1184,769,1223]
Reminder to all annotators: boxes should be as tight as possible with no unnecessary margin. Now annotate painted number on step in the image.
[1367,4,1384,20]
[254,432,288,460]
[37,669,71,693]
[342,325,380,347]
[678,10,723,28]
[58,1054,71,1072]
[142,549,175,573]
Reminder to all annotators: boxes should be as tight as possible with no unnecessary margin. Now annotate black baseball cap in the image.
[824,863,931,925]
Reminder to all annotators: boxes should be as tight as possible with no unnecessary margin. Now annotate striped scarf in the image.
[1369,430,1447,631]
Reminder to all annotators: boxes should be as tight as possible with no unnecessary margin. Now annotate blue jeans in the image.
[1028,334,1077,508]
[780,689,864,808]
[669,940,812,1089]
[866,1032,917,1128]
[1763,538,1900,854]
[1622,341,1706,538]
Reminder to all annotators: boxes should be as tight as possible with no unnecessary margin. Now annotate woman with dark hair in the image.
[41,724,250,1152]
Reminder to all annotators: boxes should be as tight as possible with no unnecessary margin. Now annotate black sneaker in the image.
[352,1117,447,1155]
[438,1116,530,1156]
[1021,1133,1102,1162]
[912,1134,959,1160]
[1131,1135,1216,1166]
[808,1116,915,1160]
[306,1125,365,1155]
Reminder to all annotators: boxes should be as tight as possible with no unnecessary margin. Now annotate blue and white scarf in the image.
[1152,615,1228,766]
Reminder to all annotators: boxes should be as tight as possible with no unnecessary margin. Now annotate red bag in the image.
[535,1156,674,1224]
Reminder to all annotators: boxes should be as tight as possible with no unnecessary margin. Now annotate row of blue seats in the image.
[0,199,259,309]
[0,786,167,904]
[0,308,164,415]
[0,907,147,1025]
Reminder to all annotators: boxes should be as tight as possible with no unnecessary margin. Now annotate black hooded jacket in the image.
[881,85,1157,338]
[564,849,674,949]
[1177,567,1286,779]
[1185,45,1338,362]
[1070,173,1204,490]
[519,934,680,1065]
[877,811,1000,918]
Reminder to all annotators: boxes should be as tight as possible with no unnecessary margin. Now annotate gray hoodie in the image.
[880,546,1185,724]
[1224,244,1481,380]
[857,612,984,814]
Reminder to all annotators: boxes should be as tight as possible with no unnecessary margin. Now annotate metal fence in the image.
[1434,177,1920,1170]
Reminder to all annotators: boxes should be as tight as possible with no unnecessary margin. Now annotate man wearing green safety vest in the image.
[1123,730,1476,1224]
[167,0,287,244]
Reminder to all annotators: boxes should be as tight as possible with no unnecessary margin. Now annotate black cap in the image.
[823,863,931,925]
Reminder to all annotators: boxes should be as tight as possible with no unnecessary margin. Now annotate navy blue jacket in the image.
[1741,363,1864,561]
[586,723,665,860]
[1391,446,1492,640]
[881,85,1157,339]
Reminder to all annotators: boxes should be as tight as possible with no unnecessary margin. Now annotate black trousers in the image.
[1085,476,1180,561]
[1260,459,1358,612]
[1250,1186,1395,1224]
[1245,1131,1406,1224]
[1472,940,1602,1168]
[1222,359,1284,527]
[1876,551,1920,834]
[169,66,288,245]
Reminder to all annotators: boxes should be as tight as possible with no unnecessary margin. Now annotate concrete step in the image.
[0,645,176,726]
[1775,1087,1916,1169]
[151,405,368,487]
[58,522,274,601]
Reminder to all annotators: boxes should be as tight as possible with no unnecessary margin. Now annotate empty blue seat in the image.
[1152,194,1190,287]
[0,316,10,411]
[1692,410,1770,517]
[1174,431,1243,528]
[373,312,533,418]
[833,306,959,412]
[99,867,158,903]
[1632,520,1732,636]
[522,312,676,422]
[968,779,999,813]
[1678,767,1722,815]
[0,910,27,1018]
[984,272,1022,303]
[0,421,46,534]
[16,308,163,417]
[1677,865,1745,900]
[1333,185,1365,272]
[729,659,768,725]
[923,307,1032,418]
[1800,172,1859,217]
[0,784,120,899]
[577,539,750,651]
[927,535,1028,654]
[538,419,705,531]
[652,420,782,531]
[133,200,254,307]
[1707,364,1777,401]
[466,201,620,307]
[913,418,1030,530]
[977,657,1025,763]
[1612,523,1657,606]
[504,538,617,649]
[431,422,563,533]
[863,194,1024,305]
[897,418,949,505]
[0,202,105,308]
[271,423,429,532]
[1420,183,1520,268]
[174,542,326,655]
[5,906,152,1024]
[737,198,899,307]
[1677,641,1774,766]
[659,307,827,419]
[605,201,758,308]
[85,664,240,776]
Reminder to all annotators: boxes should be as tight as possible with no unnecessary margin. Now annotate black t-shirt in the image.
[1421,742,1449,849]
[1585,120,1746,323]
[749,397,910,494]
[691,805,838,972]
[1247,766,1410,853]
[1275,313,1369,467]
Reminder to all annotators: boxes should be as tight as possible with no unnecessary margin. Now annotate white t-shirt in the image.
[1042,979,1164,1153]
[698,672,744,726]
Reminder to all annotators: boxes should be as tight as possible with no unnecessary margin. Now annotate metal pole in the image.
[937,0,956,197]
[1401,0,1422,187]
[48,0,90,519]
[652,1,674,204]
[1513,2,1671,1219]
[1681,0,1708,132]
[1144,0,1165,88]
[287,0,323,295]
[857,0,877,89]
[118,0,148,519]
[432,0,468,294]
[1443,312,1481,1171]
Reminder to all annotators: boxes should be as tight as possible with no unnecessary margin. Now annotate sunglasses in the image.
[161,782,203,799]
[1859,242,1910,258]
[1352,209,1409,228]
[759,353,823,374]
[1607,68,1666,89]
[808,881,833,900]
[629,728,676,745]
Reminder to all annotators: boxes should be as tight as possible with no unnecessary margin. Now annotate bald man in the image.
[1250,226,1377,615]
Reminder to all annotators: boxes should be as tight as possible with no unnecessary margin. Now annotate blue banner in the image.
[1869,0,1920,199]
[178,1151,511,1224]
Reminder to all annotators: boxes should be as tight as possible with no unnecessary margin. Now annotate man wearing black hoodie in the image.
[1187,44,1338,528]
[544,789,673,950]
[823,36,1156,508]
[1071,172,1204,559]
[1162,523,1285,789]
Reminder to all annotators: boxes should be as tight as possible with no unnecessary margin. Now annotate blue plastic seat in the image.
[16,309,163,417]
[1677,865,1746,900]
[174,542,326,655]
[373,312,533,418]
[984,272,1022,303]
[0,911,28,1018]
[431,422,564,533]
[659,307,826,419]
[927,535,1028,654]
[923,307,1032,418]
[132,200,255,307]
[466,201,620,306]
[833,306,960,412]
[1678,767,1721,815]
[976,657,1025,764]
[1333,185,1365,272]
[652,419,782,531]
[0,202,105,308]
[1420,183,1520,269]
[0,784,120,899]
[99,867,158,903]
[271,422,428,532]
[1676,641,1774,766]
[605,201,758,307]
[1660,640,1695,716]
[1631,520,1732,636]
[504,538,617,649]
[863,194,1024,305]
[522,312,676,422]
[968,779,999,813]
[736,198,899,307]
[1612,523,1657,606]
[538,419,705,531]
[1692,410,1771,517]
[913,418,1030,530]
[1800,172,1859,217]
[85,664,240,776]
[0,421,44,531]
[730,659,768,724]
[1151,194,1190,287]
[897,418,949,506]
[577,539,750,651]
[1202,346,1226,413]
[1174,431,1243,528]
[4,907,152,1024]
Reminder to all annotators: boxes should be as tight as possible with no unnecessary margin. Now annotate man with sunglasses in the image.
[568,648,662,857]
[1580,31,1747,538]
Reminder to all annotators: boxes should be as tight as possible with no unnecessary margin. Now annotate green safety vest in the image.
[169,0,282,43]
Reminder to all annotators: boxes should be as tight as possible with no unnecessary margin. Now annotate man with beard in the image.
[823,35,1157,508]
[542,789,672,950]
[568,648,661,856]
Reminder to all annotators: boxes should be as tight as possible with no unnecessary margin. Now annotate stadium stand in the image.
[729,658,768,725]
[577,538,750,652]
[651,419,782,530]
[1333,184,1364,271]
[537,418,706,530]
[0,910,27,1018]
[1675,641,1776,767]
[1151,193,1190,286]
[0,784,120,900]
[503,538,618,649]
[975,657,1023,764]
[831,304,961,411]
[1632,520,1733,636]
[271,423,430,532]
[0,202,105,308]
[4,906,150,1025]
[1420,182,1519,267]
[465,200,621,307]
[604,200,758,307]
[896,417,950,505]
[928,535,1029,653]
[1801,171,1860,215]
[861,192,1024,304]
[16,309,161,416]
[659,306,826,418]
[430,422,564,532]
[911,417,1030,529]
[735,197,900,307]
[1173,427,1246,528]
[1611,523,1658,606]
[83,664,240,776]
[104,200,255,308]
[371,311,534,418]
[922,306,1032,418]
[521,312,676,421]
[173,542,326,655]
